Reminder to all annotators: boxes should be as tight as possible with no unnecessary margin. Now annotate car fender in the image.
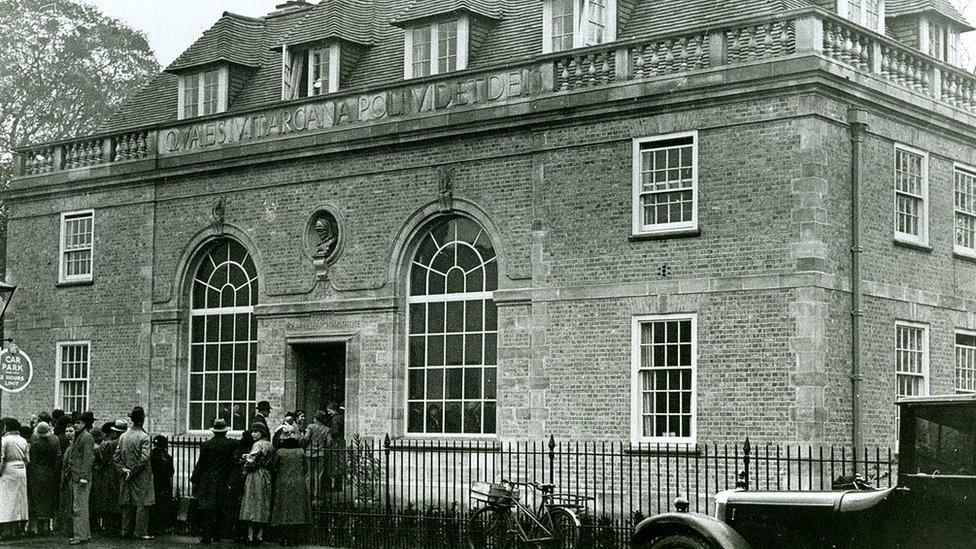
[631,512,752,549]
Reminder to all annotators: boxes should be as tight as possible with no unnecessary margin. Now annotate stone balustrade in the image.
[15,8,976,178]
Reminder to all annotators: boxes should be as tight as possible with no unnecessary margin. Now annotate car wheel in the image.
[646,533,714,549]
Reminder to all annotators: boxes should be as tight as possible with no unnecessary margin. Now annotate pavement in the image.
[0,533,338,548]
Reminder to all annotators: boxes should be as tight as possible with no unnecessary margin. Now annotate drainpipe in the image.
[847,108,868,453]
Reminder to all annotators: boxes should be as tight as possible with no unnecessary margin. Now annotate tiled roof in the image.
[166,12,269,72]
[391,0,502,26]
[886,0,973,29]
[279,0,374,46]
[98,0,972,135]
[623,0,808,39]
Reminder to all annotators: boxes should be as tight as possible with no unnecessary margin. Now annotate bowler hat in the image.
[111,419,128,433]
[34,422,52,436]
[80,411,95,428]
[211,418,229,433]
[257,400,271,412]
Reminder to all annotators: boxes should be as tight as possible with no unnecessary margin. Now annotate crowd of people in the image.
[0,400,346,547]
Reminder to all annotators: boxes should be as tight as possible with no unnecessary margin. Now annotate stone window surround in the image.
[541,0,618,54]
[893,143,929,248]
[953,162,976,259]
[403,17,469,79]
[59,209,94,284]
[630,313,697,445]
[55,340,91,413]
[177,66,229,121]
[631,131,699,238]
[955,329,976,394]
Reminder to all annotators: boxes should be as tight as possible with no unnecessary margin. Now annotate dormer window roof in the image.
[885,0,974,30]
[392,1,501,79]
[390,0,502,27]
[165,13,266,73]
[278,0,374,48]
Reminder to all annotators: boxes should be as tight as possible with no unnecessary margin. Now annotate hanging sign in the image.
[0,346,33,393]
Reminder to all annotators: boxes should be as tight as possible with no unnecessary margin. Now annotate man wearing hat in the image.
[66,414,94,545]
[190,418,238,544]
[114,407,155,540]
[252,401,272,429]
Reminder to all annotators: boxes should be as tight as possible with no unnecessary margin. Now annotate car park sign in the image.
[0,346,33,393]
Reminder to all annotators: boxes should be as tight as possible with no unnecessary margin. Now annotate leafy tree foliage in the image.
[0,0,159,153]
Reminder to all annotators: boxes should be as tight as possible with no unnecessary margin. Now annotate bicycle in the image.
[467,479,591,548]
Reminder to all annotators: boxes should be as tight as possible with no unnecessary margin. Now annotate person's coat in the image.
[27,435,61,520]
[269,447,310,526]
[189,434,238,510]
[91,437,121,515]
[66,429,94,483]
[113,426,155,506]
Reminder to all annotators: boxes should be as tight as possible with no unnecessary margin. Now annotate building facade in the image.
[5,0,976,448]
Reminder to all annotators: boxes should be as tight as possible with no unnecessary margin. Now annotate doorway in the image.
[292,342,346,415]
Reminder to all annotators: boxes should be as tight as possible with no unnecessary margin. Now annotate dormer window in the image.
[846,0,883,32]
[282,44,341,99]
[542,0,617,53]
[404,18,467,79]
[178,67,229,120]
[929,20,960,64]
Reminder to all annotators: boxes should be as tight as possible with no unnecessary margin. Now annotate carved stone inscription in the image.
[159,67,548,156]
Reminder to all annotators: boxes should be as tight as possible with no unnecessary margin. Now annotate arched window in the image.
[188,239,258,431]
[407,217,497,435]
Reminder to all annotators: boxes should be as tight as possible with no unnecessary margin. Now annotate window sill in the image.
[625,444,701,456]
[56,279,94,288]
[629,229,701,242]
[953,249,976,264]
[892,238,932,253]
[388,437,502,452]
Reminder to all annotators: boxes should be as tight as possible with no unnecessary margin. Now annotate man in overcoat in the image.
[66,416,94,545]
[190,418,238,544]
[114,406,155,540]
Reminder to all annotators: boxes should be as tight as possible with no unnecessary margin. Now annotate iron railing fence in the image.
[168,435,896,548]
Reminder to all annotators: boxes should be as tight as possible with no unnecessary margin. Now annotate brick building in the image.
[4,0,976,448]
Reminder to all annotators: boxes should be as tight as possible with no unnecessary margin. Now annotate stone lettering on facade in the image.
[159,67,548,156]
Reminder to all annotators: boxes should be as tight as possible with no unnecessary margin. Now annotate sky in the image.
[87,0,976,70]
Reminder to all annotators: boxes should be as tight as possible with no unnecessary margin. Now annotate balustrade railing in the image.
[14,9,976,179]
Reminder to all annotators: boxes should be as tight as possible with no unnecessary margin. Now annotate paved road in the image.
[0,533,336,548]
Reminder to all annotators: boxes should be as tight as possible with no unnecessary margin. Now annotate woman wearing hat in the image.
[0,417,30,540]
[239,422,274,546]
[27,421,60,536]
[91,420,125,534]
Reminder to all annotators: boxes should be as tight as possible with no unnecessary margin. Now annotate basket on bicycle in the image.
[471,481,517,508]
[549,492,594,509]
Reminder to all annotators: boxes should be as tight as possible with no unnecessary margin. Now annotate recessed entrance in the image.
[292,342,346,415]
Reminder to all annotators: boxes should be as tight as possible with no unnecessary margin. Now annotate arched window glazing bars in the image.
[187,239,259,431]
[406,216,498,435]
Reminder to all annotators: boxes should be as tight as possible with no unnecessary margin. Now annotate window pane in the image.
[636,319,695,440]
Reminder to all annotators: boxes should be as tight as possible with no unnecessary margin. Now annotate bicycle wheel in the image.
[541,507,580,549]
[468,507,517,549]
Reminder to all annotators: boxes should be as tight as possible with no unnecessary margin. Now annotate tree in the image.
[0,0,159,154]
[0,0,159,275]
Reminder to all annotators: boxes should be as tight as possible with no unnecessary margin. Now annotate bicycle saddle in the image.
[539,483,555,492]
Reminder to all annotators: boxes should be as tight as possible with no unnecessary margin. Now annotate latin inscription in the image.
[160,68,548,156]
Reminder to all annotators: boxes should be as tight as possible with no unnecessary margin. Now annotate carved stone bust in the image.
[307,208,342,281]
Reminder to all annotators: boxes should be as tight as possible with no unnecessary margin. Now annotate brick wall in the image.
[3,90,974,450]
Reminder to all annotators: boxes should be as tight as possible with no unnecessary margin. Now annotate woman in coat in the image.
[91,420,124,534]
[269,436,310,545]
[0,418,30,541]
[58,425,75,537]
[239,422,274,546]
[27,422,60,535]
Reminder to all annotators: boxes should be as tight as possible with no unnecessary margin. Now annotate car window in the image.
[911,405,976,476]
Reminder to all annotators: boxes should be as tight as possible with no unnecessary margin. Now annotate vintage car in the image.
[631,394,976,548]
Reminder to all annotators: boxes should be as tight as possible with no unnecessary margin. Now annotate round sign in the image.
[0,347,33,393]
